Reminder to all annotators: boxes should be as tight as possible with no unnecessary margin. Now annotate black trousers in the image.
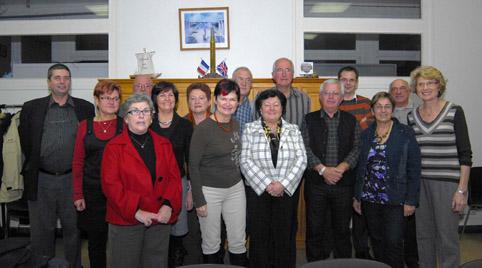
[305,181,353,261]
[86,229,108,268]
[247,187,298,268]
[352,208,370,255]
[404,214,419,268]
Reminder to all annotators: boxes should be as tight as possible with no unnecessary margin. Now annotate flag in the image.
[197,60,209,76]
[217,60,228,77]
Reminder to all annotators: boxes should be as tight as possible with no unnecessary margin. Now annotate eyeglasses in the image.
[390,86,408,92]
[340,78,357,84]
[134,84,152,89]
[127,109,151,116]
[322,91,340,96]
[235,77,253,83]
[275,68,292,73]
[417,81,439,88]
[100,96,120,102]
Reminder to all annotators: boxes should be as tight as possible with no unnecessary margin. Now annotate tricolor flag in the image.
[197,60,209,76]
[217,60,228,77]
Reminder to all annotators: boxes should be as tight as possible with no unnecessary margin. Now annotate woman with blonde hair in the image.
[407,66,472,268]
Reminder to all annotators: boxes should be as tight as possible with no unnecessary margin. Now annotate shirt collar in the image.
[276,86,298,98]
[319,109,340,119]
[239,98,250,107]
[48,94,75,107]
[394,101,414,110]
[343,94,359,104]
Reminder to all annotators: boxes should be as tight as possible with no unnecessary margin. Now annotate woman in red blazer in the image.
[101,93,182,268]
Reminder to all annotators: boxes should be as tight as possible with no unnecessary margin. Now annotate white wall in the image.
[114,0,294,78]
[433,0,482,166]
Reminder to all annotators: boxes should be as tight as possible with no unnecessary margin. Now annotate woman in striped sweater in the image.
[407,66,472,268]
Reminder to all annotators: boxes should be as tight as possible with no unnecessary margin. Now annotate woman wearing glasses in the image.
[72,80,124,268]
[407,66,472,268]
[150,81,193,267]
[353,92,421,268]
[189,79,247,266]
[101,93,182,268]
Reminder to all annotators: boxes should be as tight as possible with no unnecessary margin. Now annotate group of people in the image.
[17,59,471,268]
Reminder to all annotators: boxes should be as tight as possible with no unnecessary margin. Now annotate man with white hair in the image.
[301,79,361,262]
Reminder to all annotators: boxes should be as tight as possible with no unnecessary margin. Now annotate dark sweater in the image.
[151,112,193,179]
[188,117,242,207]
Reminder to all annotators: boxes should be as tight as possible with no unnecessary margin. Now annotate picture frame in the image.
[179,7,230,50]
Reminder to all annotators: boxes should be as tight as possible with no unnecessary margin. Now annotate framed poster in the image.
[179,7,229,50]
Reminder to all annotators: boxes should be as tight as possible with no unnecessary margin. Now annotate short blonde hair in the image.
[410,66,447,97]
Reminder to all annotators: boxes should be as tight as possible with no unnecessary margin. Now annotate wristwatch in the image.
[319,166,326,176]
[457,190,467,196]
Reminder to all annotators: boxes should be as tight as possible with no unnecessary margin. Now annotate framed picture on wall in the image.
[179,7,230,50]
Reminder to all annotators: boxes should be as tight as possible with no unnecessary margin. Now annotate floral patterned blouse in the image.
[362,137,389,204]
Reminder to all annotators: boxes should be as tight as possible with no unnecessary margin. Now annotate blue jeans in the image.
[362,201,406,268]
[305,180,353,260]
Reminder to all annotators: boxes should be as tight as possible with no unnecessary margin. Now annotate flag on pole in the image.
[197,59,209,76]
[217,60,228,77]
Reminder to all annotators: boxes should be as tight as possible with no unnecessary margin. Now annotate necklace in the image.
[130,135,149,149]
[375,121,393,143]
[159,119,173,125]
[213,112,233,132]
[97,119,114,133]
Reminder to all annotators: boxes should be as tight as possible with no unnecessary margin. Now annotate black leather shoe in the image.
[229,252,248,267]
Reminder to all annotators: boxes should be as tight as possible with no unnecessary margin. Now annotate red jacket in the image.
[101,129,182,226]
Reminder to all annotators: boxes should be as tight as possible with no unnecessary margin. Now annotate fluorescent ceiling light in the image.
[86,4,108,16]
[304,33,318,40]
[310,3,350,14]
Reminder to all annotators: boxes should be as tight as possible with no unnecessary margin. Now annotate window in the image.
[0,0,108,20]
[2,34,108,78]
[304,0,421,19]
[304,33,421,76]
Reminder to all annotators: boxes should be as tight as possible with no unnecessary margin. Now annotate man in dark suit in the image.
[19,63,95,267]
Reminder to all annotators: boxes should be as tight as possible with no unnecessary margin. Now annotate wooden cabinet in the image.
[103,78,328,118]
[105,78,330,247]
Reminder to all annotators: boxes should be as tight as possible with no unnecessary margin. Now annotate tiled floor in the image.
[60,232,482,267]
